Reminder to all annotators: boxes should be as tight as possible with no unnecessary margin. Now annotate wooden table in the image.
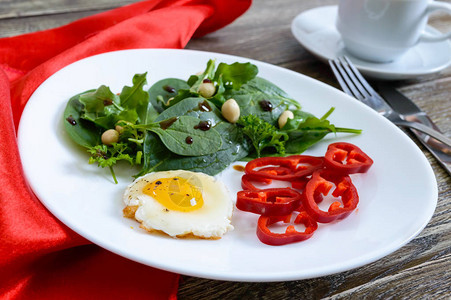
[2,0,450,298]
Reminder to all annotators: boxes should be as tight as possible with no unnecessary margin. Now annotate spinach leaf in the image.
[285,129,331,154]
[155,97,222,125]
[147,116,222,156]
[225,77,301,126]
[148,98,223,156]
[284,108,361,154]
[63,91,101,148]
[283,110,315,130]
[138,97,225,175]
[148,78,190,112]
[137,96,250,176]
[137,122,249,177]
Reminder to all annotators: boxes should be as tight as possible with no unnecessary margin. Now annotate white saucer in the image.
[291,5,451,80]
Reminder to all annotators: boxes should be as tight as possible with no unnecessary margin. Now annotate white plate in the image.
[291,5,451,80]
[18,49,437,282]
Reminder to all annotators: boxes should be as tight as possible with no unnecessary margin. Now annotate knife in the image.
[376,82,451,176]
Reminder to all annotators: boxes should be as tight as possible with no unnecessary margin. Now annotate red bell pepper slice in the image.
[290,177,309,191]
[245,155,324,181]
[241,174,272,191]
[256,210,318,246]
[303,169,359,223]
[236,188,302,216]
[324,142,373,175]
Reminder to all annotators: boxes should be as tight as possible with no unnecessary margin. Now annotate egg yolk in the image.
[143,177,204,212]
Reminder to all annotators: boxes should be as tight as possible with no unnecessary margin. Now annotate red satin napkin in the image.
[0,0,251,298]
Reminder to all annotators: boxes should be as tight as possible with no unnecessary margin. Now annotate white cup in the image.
[336,0,451,63]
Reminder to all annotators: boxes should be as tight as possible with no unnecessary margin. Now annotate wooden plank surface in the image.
[0,0,135,18]
[1,0,450,299]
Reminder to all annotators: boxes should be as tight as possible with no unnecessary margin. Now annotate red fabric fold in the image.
[0,0,251,298]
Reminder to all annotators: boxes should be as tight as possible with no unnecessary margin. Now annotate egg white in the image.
[123,170,234,239]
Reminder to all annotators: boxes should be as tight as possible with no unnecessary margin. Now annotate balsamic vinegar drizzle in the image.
[66,115,77,126]
[163,85,176,93]
[185,136,193,144]
[198,100,212,112]
[259,99,273,112]
[233,165,245,172]
[194,120,211,131]
[159,117,178,129]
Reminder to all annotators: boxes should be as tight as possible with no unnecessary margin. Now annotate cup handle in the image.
[420,1,451,42]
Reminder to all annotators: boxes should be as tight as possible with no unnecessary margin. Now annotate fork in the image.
[328,56,451,147]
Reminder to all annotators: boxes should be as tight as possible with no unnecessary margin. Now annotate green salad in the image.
[63,59,361,183]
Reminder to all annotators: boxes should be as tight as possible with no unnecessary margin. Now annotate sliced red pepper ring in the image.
[303,169,359,223]
[236,188,302,216]
[241,174,272,191]
[256,166,293,177]
[245,155,324,181]
[256,210,318,246]
[290,176,310,191]
[324,142,373,175]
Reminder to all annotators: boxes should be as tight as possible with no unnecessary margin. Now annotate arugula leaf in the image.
[237,114,288,157]
[63,74,150,183]
[160,89,198,109]
[77,73,149,129]
[162,60,259,109]
[79,85,120,113]
[144,101,160,124]
[78,85,124,128]
[119,73,149,123]
[188,59,217,92]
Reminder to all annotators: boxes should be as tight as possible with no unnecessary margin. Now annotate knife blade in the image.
[376,83,440,129]
[376,82,451,176]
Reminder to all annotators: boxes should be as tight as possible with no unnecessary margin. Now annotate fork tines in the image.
[329,56,377,105]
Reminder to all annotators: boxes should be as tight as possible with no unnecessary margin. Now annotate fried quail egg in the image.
[123,170,234,239]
